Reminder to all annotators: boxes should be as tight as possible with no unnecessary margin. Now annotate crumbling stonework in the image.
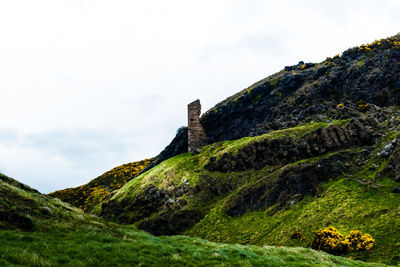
[188,100,207,152]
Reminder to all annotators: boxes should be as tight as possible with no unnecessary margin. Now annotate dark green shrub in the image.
[291,231,305,241]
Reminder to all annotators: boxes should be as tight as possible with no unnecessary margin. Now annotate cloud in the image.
[0,128,171,192]
[0,0,400,193]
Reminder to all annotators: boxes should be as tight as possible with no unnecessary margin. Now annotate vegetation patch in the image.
[48,158,152,212]
[0,173,382,266]
[312,226,375,254]
[96,109,400,265]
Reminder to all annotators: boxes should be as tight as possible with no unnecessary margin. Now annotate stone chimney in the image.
[188,99,207,152]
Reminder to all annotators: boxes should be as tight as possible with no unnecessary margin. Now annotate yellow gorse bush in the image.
[357,104,368,111]
[358,36,400,52]
[342,230,375,251]
[312,226,345,253]
[312,227,375,254]
[48,158,152,211]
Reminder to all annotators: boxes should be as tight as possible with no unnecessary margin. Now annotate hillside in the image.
[143,34,400,171]
[48,158,152,212]
[99,114,400,265]
[98,34,400,265]
[0,173,381,266]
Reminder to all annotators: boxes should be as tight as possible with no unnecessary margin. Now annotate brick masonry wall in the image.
[188,100,207,152]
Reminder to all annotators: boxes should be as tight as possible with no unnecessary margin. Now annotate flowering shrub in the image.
[357,35,400,52]
[48,158,152,211]
[344,231,375,252]
[312,227,375,254]
[311,226,345,254]
[337,103,344,108]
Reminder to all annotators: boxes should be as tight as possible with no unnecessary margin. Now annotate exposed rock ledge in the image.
[204,118,377,172]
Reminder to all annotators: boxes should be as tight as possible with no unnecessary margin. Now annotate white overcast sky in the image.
[0,0,399,193]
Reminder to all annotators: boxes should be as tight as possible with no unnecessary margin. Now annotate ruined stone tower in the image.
[188,99,207,152]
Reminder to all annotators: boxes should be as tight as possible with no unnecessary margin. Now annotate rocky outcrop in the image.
[378,134,400,182]
[138,209,204,236]
[100,117,386,235]
[100,184,169,223]
[205,119,375,172]
[223,152,354,217]
[389,148,400,182]
[146,35,400,171]
[191,174,240,201]
[100,180,192,225]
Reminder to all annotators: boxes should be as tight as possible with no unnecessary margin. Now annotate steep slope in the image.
[97,34,400,265]
[48,158,152,212]
[0,174,379,266]
[144,34,400,172]
[100,104,400,265]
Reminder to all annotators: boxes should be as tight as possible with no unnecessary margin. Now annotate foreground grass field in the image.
[0,174,386,266]
[0,229,386,267]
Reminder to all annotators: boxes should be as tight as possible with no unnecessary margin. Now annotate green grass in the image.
[201,119,350,160]
[182,145,400,265]
[109,119,351,210]
[0,175,383,266]
[187,177,400,265]
[103,117,400,265]
[112,119,349,203]
[1,229,386,267]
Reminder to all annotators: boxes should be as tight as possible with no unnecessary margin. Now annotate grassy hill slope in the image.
[0,174,381,266]
[99,110,400,265]
[48,158,151,212]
